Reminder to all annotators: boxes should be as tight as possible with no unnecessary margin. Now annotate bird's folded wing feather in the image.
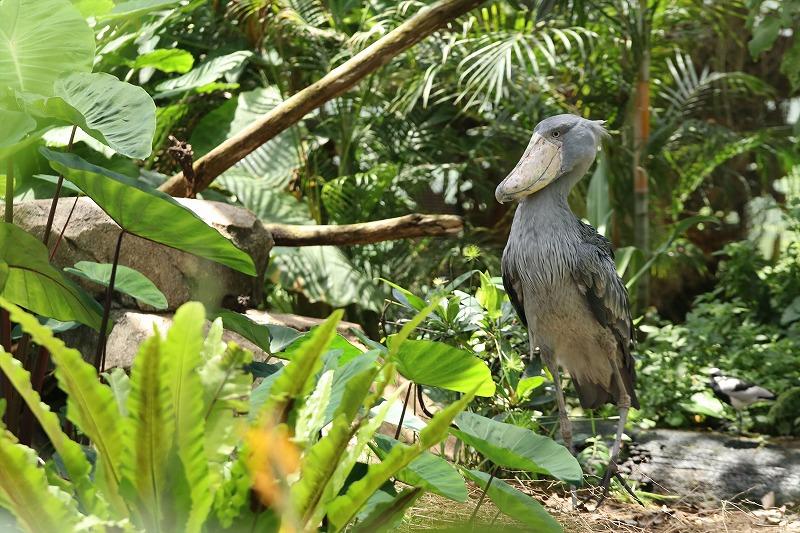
[572,223,633,350]
[502,254,528,327]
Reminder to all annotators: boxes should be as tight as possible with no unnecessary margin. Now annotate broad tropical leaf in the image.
[41,149,257,276]
[0,223,102,330]
[451,412,582,485]
[214,309,302,354]
[0,0,95,95]
[392,339,495,397]
[462,469,562,533]
[0,434,80,532]
[23,72,156,158]
[0,298,125,512]
[99,0,180,20]
[65,261,168,310]
[373,435,467,502]
[352,487,423,533]
[0,108,35,148]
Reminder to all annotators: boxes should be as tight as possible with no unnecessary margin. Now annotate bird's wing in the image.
[502,251,527,327]
[572,222,638,408]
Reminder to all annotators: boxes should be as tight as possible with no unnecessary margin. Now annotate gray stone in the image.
[62,308,367,370]
[13,197,272,311]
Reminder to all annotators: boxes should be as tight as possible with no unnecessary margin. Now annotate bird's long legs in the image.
[538,343,578,508]
[595,362,642,508]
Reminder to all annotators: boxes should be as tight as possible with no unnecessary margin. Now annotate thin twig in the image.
[49,196,80,261]
[394,382,414,440]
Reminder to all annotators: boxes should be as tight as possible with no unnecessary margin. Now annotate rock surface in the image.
[63,308,367,370]
[13,198,272,311]
[624,429,800,505]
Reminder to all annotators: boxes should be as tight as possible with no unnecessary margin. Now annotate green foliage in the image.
[0,223,103,329]
[637,229,800,431]
[65,261,168,310]
[42,149,257,276]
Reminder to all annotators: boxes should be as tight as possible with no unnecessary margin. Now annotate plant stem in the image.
[0,310,12,423]
[394,382,414,440]
[4,159,13,223]
[94,229,125,371]
[49,196,80,261]
[43,126,77,246]
[469,466,496,524]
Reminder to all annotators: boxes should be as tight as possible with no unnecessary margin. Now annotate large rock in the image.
[13,198,272,311]
[624,429,800,505]
[63,308,367,370]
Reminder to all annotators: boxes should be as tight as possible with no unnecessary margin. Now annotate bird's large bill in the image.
[495,133,562,203]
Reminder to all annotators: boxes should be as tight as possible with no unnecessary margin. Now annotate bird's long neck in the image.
[515,166,586,224]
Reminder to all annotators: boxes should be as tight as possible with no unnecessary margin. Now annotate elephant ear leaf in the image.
[0,223,102,330]
[0,0,95,95]
[41,149,257,276]
[22,72,156,159]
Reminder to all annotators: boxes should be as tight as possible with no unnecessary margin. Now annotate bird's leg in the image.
[595,363,642,508]
[736,411,743,436]
[538,341,578,508]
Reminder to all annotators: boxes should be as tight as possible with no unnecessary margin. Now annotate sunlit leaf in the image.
[65,261,168,310]
[0,0,95,95]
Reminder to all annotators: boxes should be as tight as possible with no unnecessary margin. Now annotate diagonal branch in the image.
[157,0,485,197]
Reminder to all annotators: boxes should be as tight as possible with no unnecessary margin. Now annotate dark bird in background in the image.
[709,367,776,434]
[496,114,638,506]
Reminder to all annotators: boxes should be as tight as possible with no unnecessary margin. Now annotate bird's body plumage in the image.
[502,185,638,410]
[710,372,775,410]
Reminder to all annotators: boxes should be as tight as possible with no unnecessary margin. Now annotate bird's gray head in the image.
[495,114,608,204]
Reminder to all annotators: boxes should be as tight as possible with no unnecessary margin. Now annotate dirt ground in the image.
[400,479,800,532]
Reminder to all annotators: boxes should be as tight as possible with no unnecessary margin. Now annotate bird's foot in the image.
[593,460,644,510]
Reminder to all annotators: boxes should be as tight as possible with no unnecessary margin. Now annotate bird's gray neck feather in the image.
[505,167,585,289]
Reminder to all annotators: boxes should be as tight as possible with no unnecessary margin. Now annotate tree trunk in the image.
[632,0,651,310]
[158,0,485,197]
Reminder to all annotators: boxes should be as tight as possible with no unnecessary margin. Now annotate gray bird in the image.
[709,367,775,434]
[496,114,638,504]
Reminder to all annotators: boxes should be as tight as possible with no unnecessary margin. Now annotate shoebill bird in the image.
[496,114,639,505]
[709,367,775,434]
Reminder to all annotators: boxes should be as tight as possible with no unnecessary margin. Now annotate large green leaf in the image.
[163,303,213,533]
[392,339,495,397]
[191,87,302,186]
[462,469,562,533]
[0,349,99,512]
[352,487,423,533]
[373,435,467,502]
[41,149,257,276]
[0,434,80,532]
[586,153,610,237]
[154,51,253,99]
[0,222,102,330]
[451,412,582,485]
[100,0,180,20]
[24,72,156,158]
[0,108,35,148]
[0,0,95,95]
[65,261,167,310]
[0,298,125,513]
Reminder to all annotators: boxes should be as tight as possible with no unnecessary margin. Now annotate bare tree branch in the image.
[264,214,462,246]
[158,0,485,197]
